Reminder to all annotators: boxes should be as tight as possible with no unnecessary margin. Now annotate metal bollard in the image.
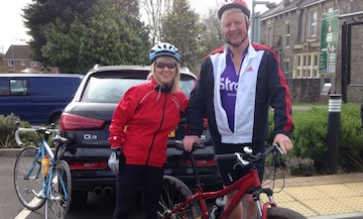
[325,94,342,174]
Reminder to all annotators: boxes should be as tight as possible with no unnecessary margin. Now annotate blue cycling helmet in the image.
[149,42,180,64]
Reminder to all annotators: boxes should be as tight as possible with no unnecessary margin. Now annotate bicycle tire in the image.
[45,160,72,219]
[13,146,45,210]
[158,175,202,219]
[251,207,307,219]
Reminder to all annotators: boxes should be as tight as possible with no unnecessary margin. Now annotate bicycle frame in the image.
[18,128,69,202]
[162,143,281,219]
[163,167,272,219]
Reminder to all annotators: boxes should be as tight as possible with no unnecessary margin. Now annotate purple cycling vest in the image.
[220,48,247,132]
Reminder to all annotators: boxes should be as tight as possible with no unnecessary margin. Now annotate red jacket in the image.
[108,79,188,167]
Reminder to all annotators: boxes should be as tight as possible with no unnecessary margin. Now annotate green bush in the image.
[0,113,36,148]
[290,107,329,170]
[269,103,363,174]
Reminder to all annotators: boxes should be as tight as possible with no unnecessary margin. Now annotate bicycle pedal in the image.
[51,195,62,200]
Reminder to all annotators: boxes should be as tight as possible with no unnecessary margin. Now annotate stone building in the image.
[260,0,363,102]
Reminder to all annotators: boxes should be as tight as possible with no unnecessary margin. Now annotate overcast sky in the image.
[0,0,281,54]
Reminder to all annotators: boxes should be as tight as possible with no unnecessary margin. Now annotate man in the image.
[183,0,294,218]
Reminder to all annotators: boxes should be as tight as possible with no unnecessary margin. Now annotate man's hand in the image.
[273,133,293,154]
[183,135,200,152]
[108,148,121,174]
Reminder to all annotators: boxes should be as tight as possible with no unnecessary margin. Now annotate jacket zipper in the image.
[145,92,167,165]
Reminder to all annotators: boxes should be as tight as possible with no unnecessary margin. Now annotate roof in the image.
[261,0,322,21]
[3,45,33,60]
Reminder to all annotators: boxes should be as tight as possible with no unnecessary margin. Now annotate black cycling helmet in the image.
[149,42,180,64]
[218,0,250,19]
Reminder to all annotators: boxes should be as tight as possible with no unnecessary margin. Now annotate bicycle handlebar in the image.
[14,123,62,147]
[215,144,283,167]
[174,140,205,151]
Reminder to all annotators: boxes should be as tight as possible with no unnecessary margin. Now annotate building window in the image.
[8,60,14,66]
[286,23,290,47]
[326,7,334,13]
[313,70,318,78]
[20,60,25,66]
[283,62,289,75]
[294,53,319,79]
[310,11,317,37]
[31,61,37,67]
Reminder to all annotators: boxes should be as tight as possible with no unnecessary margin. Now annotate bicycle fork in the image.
[253,188,277,219]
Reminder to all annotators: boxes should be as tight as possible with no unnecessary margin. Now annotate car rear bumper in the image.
[62,144,222,192]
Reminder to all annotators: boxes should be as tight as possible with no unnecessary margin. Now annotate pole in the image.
[251,0,256,42]
[325,94,342,174]
[250,1,273,43]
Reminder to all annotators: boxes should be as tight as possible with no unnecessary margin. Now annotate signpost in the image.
[319,10,340,102]
[319,10,340,74]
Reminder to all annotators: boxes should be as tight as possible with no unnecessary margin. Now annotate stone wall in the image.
[287,79,320,103]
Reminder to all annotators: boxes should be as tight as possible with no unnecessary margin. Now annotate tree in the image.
[199,7,224,55]
[104,0,140,19]
[161,0,204,70]
[41,3,149,73]
[23,0,150,73]
[22,0,98,67]
[140,0,171,46]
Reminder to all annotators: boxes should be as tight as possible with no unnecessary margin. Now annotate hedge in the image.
[269,103,363,173]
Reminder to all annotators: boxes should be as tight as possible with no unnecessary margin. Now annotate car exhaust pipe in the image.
[104,186,113,195]
[93,187,103,195]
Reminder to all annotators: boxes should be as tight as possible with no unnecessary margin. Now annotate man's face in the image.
[221,11,249,46]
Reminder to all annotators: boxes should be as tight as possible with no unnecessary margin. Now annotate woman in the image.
[108,42,188,219]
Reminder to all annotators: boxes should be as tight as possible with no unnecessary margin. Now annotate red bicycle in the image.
[157,141,306,219]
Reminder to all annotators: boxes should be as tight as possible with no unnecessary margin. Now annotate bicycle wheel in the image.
[158,175,202,219]
[252,207,307,219]
[45,160,72,219]
[14,146,45,210]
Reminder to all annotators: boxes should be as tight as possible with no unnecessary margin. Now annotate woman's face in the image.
[154,57,178,86]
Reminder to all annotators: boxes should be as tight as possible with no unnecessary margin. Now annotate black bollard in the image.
[325,94,342,174]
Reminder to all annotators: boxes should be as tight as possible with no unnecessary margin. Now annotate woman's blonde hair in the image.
[147,56,181,93]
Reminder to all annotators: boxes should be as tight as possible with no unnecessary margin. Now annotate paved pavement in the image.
[262,172,363,219]
[1,148,363,219]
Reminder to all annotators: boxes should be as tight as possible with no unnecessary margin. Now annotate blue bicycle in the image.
[13,122,72,219]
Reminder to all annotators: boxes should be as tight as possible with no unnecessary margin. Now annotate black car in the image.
[60,65,221,206]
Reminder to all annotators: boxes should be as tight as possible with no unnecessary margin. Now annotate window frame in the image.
[293,53,319,79]
[285,23,290,47]
[310,11,317,37]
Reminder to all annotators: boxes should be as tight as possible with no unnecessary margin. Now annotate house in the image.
[0,53,3,72]
[260,0,363,102]
[2,45,58,73]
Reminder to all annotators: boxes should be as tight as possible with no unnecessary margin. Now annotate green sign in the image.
[319,10,340,74]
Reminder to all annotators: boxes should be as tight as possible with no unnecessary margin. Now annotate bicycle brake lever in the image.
[273,144,284,155]
[235,153,249,167]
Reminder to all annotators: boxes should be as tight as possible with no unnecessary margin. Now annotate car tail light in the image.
[187,159,217,167]
[61,113,105,130]
[68,161,107,169]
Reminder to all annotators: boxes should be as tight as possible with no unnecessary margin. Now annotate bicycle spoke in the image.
[14,147,45,210]
[45,160,72,219]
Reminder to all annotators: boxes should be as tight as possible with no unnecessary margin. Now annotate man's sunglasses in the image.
[155,62,177,69]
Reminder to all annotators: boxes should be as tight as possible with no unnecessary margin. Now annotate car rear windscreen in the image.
[81,71,195,103]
